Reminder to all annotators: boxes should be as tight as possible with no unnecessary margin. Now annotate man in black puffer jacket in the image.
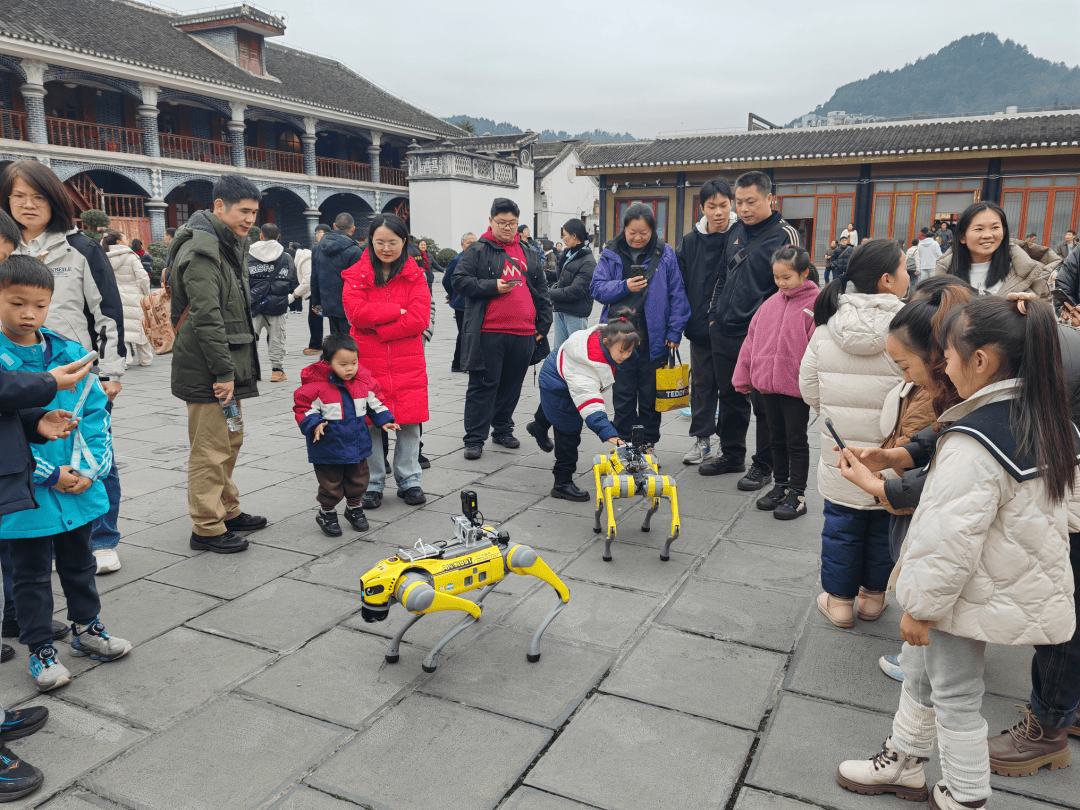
[310,213,363,336]
[246,222,297,383]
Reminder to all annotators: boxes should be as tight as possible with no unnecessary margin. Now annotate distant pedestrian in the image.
[442,232,476,372]
[311,214,362,335]
[840,222,858,246]
[303,224,331,354]
[518,224,546,262]
[101,230,153,370]
[1055,229,1076,260]
[823,239,838,284]
[917,227,941,281]
[247,223,298,383]
[548,218,596,351]
[906,237,921,285]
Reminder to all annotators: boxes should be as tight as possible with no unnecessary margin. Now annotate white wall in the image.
[409,167,535,252]
[534,151,598,241]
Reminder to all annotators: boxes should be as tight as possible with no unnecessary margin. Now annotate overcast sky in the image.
[278,0,1080,138]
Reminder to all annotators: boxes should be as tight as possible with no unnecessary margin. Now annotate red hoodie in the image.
[480,230,537,335]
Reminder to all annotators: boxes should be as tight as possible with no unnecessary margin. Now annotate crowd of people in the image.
[0,157,1077,807]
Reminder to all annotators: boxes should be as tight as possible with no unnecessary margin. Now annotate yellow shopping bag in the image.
[655,348,690,412]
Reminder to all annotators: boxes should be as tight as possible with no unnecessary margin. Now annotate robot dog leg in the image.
[507,544,571,661]
[638,475,681,562]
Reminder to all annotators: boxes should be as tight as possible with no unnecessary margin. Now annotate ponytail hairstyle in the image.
[888,277,975,417]
[561,218,590,246]
[599,306,640,351]
[771,245,819,285]
[813,239,903,326]
[101,229,125,249]
[940,296,1076,503]
[948,201,1011,288]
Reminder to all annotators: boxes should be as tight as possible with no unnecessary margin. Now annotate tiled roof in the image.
[0,0,461,137]
[533,138,589,179]
[433,131,540,152]
[580,113,1080,170]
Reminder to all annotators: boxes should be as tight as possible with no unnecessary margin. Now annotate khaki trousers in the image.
[187,401,243,537]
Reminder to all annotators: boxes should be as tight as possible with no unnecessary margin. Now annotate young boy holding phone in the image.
[0,255,131,693]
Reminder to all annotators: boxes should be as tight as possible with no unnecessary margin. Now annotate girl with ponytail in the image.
[837,295,1078,808]
[526,307,636,501]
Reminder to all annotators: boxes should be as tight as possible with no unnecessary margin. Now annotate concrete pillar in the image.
[302,117,318,176]
[19,59,48,145]
[146,199,167,243]
[227,101,247,168]
[304,208,321,242]
[368,130,382,184]
[138,84,161,158]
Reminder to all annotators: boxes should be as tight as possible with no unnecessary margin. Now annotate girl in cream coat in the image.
[102,230,152,366]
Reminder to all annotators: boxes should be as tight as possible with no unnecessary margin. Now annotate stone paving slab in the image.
[306,693,551,810]
[267,786,364,810]
[421,626,612,728]
[53,543,184,597]
[604,626,785,729]
[784,625,904,713]
[496,511,602,556]
[500,787,598,809]
[88,578,222,647]
[558,541,695,595]
[118,515,205,556]
[426,484,542,523]
[732,788,830,810]
[59,627,273,730]
[147,542,315,599]
[186,577,361,651]
[86,694,347,810]
[287,537,403,594]
[38,791,126,810]
[248,508,385,557]
[526,694,753,810]
[696,539,820,596]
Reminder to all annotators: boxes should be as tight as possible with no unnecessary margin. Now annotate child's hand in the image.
[901,612,932,647]
[37,410,80,441]
[607,437,624,446]
[49,360,92,391]
[53,466,81,493]
[312,422,327,442]
[69,474,92,495]
[736,386,751,394]
[382,422,401,432]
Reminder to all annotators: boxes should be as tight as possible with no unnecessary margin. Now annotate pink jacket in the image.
[733,279,818,398]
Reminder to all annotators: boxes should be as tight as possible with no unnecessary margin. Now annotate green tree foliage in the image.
[146,241,168,287]
[247,225,261,241]
[458,119,475,133]
[436,247,458,267]
[79,209,109,241]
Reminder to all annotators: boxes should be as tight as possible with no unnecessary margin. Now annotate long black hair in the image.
[771,245,819,285]
[948,201,1011,288]
[940,296,1076,503]
[365,213,410,287]
[812,239,903,326]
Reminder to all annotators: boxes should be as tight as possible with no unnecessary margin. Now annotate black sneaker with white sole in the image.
[756,483,789,511]
[343,506,369,532]
[699,456,746,477]
[315,510,342,537]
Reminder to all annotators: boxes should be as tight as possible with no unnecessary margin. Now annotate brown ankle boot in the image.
[857,587,887,621]
[988,704,1071,777]
[817,592,855,628]
[1068,720,1080,738]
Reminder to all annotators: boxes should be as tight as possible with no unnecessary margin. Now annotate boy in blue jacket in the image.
[0,256,131,693]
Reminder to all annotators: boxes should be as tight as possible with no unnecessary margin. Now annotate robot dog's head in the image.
[359,557,399,622]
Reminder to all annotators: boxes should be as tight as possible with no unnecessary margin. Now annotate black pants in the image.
[1030,536,1080,729]
[612,351,665,444]
[8,522,99,651]
[533,403,582,485]
[689,340,722,439]
[759,393,810,490]
[308,302,324,349]
[464,332,534,446]
[709,328,772,471]
[327,315,350,336]
[452,309,464,371]
[314,462,370,510]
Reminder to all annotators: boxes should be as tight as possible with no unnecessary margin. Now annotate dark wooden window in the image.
[238,31,263,75]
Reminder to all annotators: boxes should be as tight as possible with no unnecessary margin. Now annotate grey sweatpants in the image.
[252,312,287,371]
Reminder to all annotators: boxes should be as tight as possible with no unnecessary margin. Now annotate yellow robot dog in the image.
[359,490,570,672]
[592,425,680,562]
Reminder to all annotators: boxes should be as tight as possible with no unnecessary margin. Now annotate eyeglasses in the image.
[492,219,518,229]
[373,240,402,249]
[9,193,48,208]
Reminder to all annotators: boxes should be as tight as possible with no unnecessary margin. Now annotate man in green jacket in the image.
[169,175,266,553]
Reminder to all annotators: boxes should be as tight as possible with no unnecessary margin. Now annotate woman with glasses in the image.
[341,213,431,507]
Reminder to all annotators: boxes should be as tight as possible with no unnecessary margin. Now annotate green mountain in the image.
[443,115,637,143]
[797,33,1080,122]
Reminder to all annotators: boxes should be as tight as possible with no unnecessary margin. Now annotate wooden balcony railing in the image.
[381,166,407,187]
[160,133,232,165]
[45,117,143,154]
[102,194,147,219]
[0,110,28,141]
[315,156,371,182]
[244,146,304,174]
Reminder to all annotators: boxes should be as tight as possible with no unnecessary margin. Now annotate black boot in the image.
[315,510,342,537]
[527,421,553,453]
[551,482,590,502]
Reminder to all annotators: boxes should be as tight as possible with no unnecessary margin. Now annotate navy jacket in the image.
[310,230,363,319]
[0,368,58,517]
[442,252,466,310]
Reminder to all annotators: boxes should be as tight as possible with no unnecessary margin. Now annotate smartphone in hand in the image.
[824,417,847,451]
[76,351,99,366]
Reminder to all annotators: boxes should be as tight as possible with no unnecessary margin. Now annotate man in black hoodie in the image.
[700,171,800,491]
[676,177,735,466]
[246,222,298,382]
[310,213,362,336]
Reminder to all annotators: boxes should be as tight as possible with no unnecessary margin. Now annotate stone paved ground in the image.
[11,301,1080,810]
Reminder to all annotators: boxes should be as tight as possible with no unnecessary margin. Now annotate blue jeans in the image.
[1030,534,1080,729]
[367,423,421,493]
[90,401,121,551]
[820,500,892,598]
[552,313,589,353]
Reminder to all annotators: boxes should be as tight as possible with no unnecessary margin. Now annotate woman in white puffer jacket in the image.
[799,240,908,629]
[102,230,152,366]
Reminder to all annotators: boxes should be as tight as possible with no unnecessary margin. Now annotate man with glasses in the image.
[452,198,552,459]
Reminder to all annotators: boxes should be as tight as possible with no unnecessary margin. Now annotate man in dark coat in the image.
[169,175,267,554]
[452,198,552,460]
[310,213,362,336]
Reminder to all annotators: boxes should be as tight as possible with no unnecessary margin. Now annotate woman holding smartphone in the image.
[590,203,690,453]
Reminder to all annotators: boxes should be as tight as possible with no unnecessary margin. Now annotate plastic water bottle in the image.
[220,399,243,433]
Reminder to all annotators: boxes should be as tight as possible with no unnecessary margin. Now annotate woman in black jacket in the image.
[549,219,596,350]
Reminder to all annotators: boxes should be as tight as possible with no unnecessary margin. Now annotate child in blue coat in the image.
[293,333,399,537]
[0,256,131,693]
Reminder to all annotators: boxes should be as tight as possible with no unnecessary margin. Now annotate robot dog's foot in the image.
[385,653,399,664]
[527,652,541,663]
[421,662,437,673]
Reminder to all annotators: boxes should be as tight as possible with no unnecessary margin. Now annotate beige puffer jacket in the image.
[934,241,1053,299]
[892,380,1076,646]
[799,292,904,509]
[106,245,151,346]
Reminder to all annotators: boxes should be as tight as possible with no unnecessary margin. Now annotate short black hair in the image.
[260,223,280,241]
[321,332,358,364]
[699,177,734,208]
[1068,230,1077,237]
[315,223,332,234]
[911,238,920,246]
[735,171,772,196]
[1026,232,1038,240]
[334,213,355,231]
[0,209,22,249]
[212,174,262,208]
[165,228,176,238]
[0,254,54,292]
[490,198,520,218]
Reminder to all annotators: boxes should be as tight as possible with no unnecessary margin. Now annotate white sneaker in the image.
[837,737,929,802]
[92,549,121,574]
[682,438,712,465]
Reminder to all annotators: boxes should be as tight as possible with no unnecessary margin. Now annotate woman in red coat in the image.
[342,214,431,507]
